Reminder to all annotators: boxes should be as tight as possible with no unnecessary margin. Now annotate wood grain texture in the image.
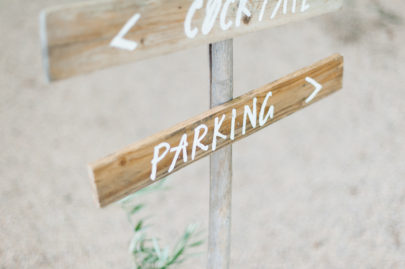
[41,0,343,81]
[89,54,344,207]
[208,39,233,269]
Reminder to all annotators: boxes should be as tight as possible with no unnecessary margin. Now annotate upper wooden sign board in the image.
[41,0,343,81]
[89,54,344,207]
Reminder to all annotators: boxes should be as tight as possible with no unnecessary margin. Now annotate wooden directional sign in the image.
[89,54,344,207]
[41,0,343,81]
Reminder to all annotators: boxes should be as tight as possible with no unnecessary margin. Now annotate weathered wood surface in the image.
[41,0,343,81]
[208,39,233,269]
[88,54,344,207]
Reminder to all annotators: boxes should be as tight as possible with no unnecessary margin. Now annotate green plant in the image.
[120,180,204,269]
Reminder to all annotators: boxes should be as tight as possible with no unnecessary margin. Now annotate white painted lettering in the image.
[202,0,223,35]
[220,0,234,30]
[259,92,274,126]
[184,0,311,39]
[283,0,288,14]
[292,0,297,13]
[185,0,203,38]
[150,142,171,180]
[236,0,251,27]
[212,114,227,151]
[242,97,257,135]
[230,108,236,140]
[301,0,310,12]
[168,134,189,173]
[271,0,283,19]
[192,124,209,160]
[259,0,268,22]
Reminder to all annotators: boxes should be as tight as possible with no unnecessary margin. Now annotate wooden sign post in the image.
[208,40,233,269]
[40,0,344,268]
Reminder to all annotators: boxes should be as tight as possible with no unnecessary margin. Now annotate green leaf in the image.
[152,237,161,258]
[129,204,145,215]
[122,178,205,269]
[166,246,185,266]
[160,247,169,264]
[135,220,144,232]
[189,240,204,248]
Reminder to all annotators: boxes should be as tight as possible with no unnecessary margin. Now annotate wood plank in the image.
[41,0,343,81]
[88,54,344,207]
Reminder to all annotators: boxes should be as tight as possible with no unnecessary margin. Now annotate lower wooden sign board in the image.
[89,54,344,207]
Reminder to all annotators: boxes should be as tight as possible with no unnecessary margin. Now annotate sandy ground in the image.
[1,0,405,268]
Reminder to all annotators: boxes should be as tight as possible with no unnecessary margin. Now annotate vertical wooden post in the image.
[208,39,233,269]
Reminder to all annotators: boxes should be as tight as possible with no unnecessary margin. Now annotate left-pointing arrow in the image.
[110,13,141,51]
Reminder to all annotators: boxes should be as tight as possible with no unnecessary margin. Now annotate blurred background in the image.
[1,0,404,268]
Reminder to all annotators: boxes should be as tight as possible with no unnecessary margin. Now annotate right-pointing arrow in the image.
[305,77,323,103]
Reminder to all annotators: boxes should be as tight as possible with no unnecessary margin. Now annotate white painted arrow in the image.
[305,77,323,103]
[110,13,141,51]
